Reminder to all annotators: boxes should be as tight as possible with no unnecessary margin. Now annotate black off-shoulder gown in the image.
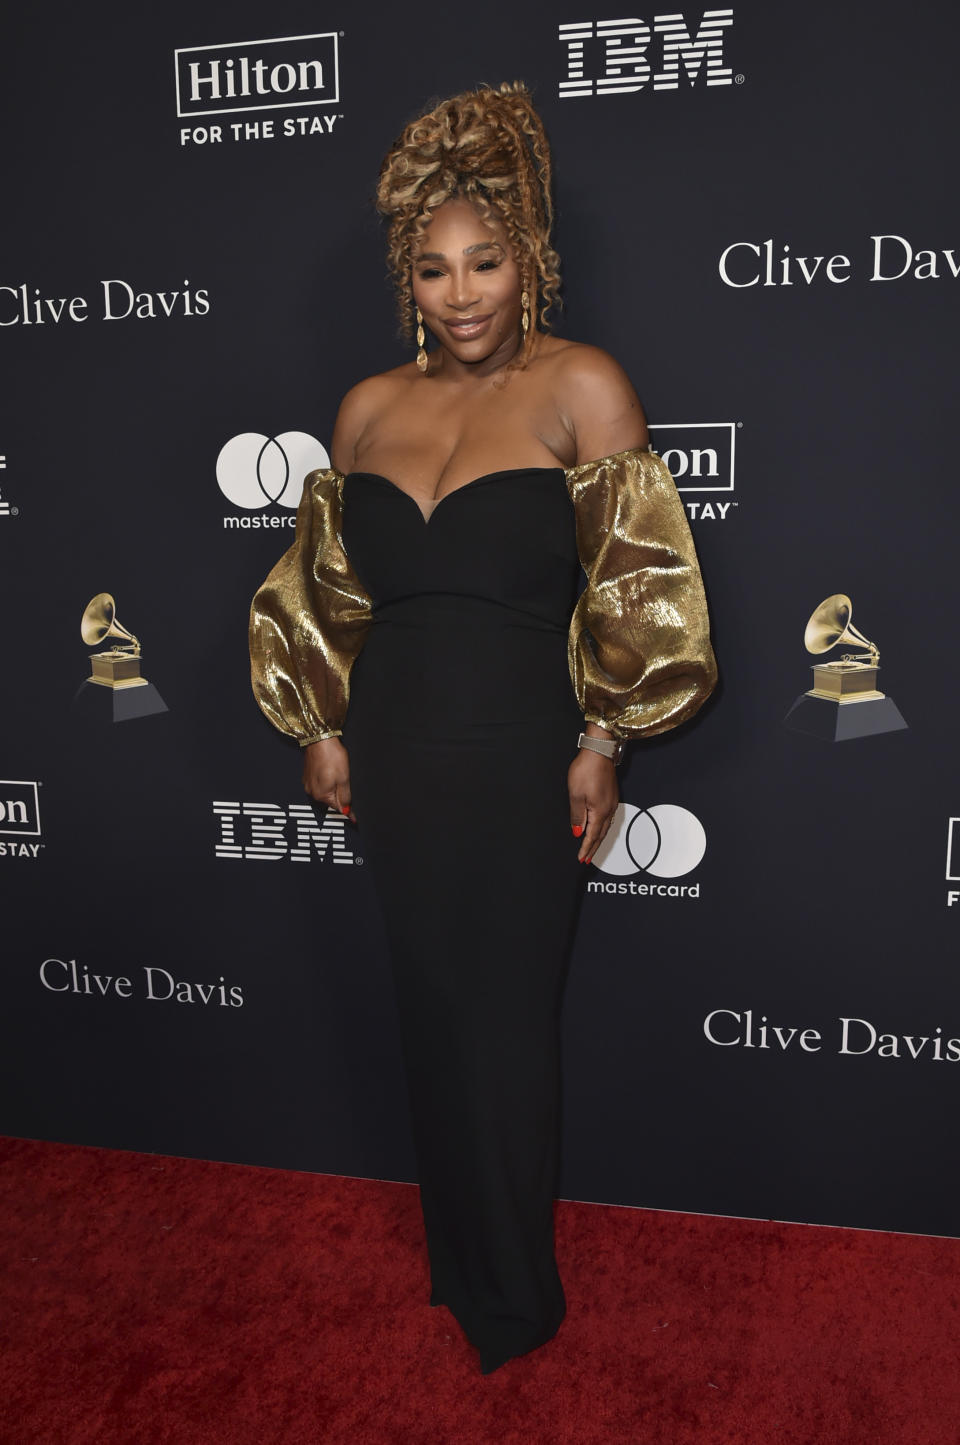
[339,465,588,1374]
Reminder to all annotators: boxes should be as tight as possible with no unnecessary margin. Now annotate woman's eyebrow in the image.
[416,241,504,261]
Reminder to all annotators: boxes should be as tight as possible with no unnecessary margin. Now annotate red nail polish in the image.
[571,824,583,837]
[341,807,350,816]
[585,855,593,865]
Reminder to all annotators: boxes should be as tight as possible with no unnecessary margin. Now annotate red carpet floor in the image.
[1,1134,958,1444]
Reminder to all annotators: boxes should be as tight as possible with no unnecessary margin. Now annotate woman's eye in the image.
[476,261,499,271]
[418,268,443,279]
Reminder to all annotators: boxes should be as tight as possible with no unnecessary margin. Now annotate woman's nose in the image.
[446,272,481,309]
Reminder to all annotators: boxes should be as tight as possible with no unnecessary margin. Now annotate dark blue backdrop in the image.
[2,0,957,1237]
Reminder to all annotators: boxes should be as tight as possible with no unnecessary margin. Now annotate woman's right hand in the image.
[302,737,356,822]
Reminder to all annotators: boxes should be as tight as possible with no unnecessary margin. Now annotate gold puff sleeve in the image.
[565,447,718,739]
[248,467,373,745]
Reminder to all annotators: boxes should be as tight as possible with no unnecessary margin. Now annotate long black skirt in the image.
[343,677,586,1373]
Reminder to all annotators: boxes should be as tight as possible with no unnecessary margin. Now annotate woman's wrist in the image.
[576,724,624,766]
[300,732,342,749]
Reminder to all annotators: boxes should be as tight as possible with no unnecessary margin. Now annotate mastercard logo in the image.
[590,803,706,878]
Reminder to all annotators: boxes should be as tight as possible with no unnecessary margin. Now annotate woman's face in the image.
[410,197,525,369]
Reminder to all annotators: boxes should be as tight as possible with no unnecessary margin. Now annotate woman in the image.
[249,81,717,1374]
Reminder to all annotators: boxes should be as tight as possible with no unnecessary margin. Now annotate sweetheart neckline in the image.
[344,466,566,527]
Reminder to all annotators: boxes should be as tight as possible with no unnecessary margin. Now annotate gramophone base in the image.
[806,686,885,703]
[72,679,169,723]
[784,692,908,741]
[86,675,149,690]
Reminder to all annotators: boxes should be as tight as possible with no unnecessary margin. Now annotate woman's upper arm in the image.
[557,345,650,463]
[330,375,385,474]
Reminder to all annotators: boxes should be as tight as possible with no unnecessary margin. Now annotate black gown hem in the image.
[429,1284,567,1374]
[477,1308,567,1375]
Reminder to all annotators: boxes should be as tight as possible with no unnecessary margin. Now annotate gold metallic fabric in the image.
[249,447,717,745]
[565,447,718,739]
[249,469,373,746]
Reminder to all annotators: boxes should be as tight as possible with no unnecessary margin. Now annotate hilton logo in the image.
[0,780,42,859]
[649,422,738,522]
[559,11,736,98]
[947,818,960,908]
[214,801,359,864]
[175,32,340,119]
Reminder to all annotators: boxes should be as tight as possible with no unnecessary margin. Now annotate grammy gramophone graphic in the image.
[76,593,168,721]
[81,593,148,688]
[784,593,908,741]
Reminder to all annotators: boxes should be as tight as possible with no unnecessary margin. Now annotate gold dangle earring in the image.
[415,305,428,372]
[520,288,531,336]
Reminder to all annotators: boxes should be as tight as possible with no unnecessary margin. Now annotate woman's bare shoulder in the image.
[338,361,419,414]
[331,362,418,471]
[540,335,634,385]
[538,336,649,458]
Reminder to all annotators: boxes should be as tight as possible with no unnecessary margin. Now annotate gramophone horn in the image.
[804,593,876,657]
[80,593,140,651]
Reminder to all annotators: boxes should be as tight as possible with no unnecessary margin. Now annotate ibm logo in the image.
[559,11,734,97]
[0,454,17,518]
[214,801,358,863]
[175,32,340,119]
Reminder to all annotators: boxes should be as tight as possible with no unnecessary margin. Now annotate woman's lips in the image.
[442,314,493,340]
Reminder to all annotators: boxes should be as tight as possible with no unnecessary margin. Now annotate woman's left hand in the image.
[567,749,620,863]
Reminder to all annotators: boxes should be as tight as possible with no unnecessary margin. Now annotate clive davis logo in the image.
[175,33,340,118]
[559,11,737,98]
[217,432,329,529]
[0,780,42,859]
[649,422,738,522]
[214,801,359,864]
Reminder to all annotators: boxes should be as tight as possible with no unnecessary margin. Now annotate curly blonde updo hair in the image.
[375,80,562,368]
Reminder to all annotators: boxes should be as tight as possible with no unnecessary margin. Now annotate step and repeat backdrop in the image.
[2,0,957,1238]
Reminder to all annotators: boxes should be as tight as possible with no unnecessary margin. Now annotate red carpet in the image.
[1,1135,957,1444]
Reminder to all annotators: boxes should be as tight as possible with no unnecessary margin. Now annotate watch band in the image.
[577,732,625,765]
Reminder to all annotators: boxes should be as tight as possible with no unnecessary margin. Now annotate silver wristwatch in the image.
[577,731,625,765]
